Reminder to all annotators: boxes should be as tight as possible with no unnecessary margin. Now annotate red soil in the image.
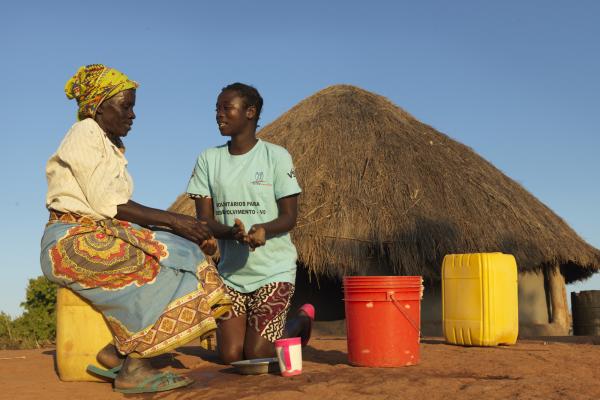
[0,335,598,400]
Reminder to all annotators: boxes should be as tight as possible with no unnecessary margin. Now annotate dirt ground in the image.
[0,334,599,400]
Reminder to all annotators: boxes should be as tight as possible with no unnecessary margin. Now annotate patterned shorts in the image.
[219,282,295,343]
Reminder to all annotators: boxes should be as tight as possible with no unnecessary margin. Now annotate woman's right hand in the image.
[200,237,218,256]
[170,215,213,244]
[232,218,248,243]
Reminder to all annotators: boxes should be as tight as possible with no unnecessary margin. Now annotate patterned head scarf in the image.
[65,64,139,121]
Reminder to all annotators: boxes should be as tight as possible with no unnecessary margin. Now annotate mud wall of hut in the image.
[421,272,551,336]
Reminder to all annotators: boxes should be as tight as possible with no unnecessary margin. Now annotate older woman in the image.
[40,64,230,394]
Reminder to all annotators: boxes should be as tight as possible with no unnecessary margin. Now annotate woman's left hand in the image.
[246,225,266,251]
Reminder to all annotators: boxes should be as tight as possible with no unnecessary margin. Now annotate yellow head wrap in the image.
[65,64,139,120]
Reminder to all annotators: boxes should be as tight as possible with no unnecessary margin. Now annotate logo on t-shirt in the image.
[287,169,296,179]
[251,171,272,186]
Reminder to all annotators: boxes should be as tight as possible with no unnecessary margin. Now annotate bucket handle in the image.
[387,292,421,335]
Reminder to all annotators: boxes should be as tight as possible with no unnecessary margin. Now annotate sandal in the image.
[113,371,193,394]
[86,363,123,380]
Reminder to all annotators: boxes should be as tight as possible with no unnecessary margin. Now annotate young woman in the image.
[187,83,313,363]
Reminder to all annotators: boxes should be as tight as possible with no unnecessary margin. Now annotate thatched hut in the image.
[170,85,600,336]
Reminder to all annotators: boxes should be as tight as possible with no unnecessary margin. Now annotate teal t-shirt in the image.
[186,139,302,293]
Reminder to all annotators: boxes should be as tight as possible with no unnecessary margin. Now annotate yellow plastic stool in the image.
[56,287,113,381]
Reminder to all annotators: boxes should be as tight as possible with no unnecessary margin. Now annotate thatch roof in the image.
[170,85,600,283]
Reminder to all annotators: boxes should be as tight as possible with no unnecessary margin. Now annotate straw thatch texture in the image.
[170,85,599,283]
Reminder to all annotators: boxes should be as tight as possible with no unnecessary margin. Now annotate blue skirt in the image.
[40,215,230,357]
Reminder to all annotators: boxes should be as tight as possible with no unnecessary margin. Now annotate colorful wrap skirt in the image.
[40,213,231,358]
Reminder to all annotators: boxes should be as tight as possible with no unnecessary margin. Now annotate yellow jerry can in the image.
[442,253,518,346]
[56,288,113,381]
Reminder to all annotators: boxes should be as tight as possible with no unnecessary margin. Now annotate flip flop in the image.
[298,303,315,347]
[86,364,123,380]
[113,371,193,394]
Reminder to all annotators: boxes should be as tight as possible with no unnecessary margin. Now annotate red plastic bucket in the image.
[344,276,423,367]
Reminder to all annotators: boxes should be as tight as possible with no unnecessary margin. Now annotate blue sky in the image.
[1,1,598,316]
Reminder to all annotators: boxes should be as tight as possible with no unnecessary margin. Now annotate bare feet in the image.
[283,305,314,346]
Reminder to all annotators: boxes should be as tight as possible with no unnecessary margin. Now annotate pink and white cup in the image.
[274,337,302,377]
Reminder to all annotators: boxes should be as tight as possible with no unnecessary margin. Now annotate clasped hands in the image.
[171,215,265,255]
[170,215,217,255]
[232,218,266,251]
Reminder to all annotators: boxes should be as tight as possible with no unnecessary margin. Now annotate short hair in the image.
[221,82,263,122]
